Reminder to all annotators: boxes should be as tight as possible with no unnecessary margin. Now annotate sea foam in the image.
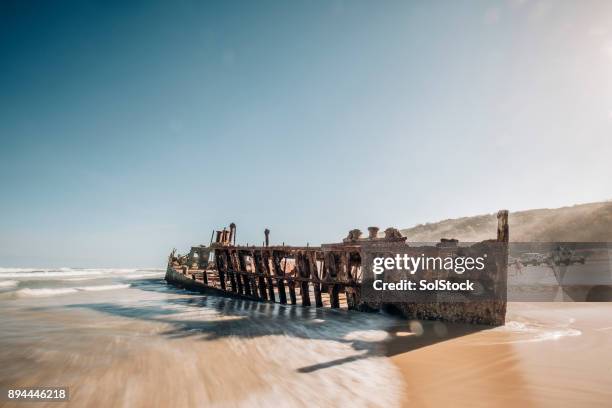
[14,284,131,298]
[487,320,582,344]
[0,267,163,279]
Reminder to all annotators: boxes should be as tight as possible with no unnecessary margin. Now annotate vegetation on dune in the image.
[401,201,612,242]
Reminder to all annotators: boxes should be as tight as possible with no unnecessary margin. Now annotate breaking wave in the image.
[120,272,165,280]
[0,267,163,279]
[0,280,18,288]
[0,279,404,407]
[486,320,582,344]
[15,287,79,297]
[78,284,132,292]
[13,284,131,298]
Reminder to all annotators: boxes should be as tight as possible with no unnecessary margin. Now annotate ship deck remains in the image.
[166,211,509,325]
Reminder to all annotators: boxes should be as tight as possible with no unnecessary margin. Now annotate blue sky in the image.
[1,0,611,267]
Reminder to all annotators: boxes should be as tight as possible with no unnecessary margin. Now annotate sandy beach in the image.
[0,270,403,408]
[388,302,612,408]
[3,1,612,406]
[1,269,611,407]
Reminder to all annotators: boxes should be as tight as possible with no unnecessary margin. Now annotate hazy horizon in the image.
[1,199,609,270]
[1,1,611,267]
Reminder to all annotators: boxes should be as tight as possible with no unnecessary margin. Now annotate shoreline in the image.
[0,277,404,407]
[386,302,612,407]
[2,272,612,407]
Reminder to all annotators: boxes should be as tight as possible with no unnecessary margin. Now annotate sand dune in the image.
[401,201,612,242]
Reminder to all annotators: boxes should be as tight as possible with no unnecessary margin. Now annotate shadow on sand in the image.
[59,278,490,373]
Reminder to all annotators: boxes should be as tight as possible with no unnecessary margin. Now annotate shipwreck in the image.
[166,211,509,325]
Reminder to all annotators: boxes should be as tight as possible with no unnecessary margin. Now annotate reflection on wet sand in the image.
[390,302,612,407]
[1,276,611,407]
[0,278,403,407]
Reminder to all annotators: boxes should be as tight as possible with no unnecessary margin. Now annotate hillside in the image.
[401,201,612,242]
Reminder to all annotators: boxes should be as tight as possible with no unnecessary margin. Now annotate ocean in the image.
[1,267,612,407]
[0,267,403,407]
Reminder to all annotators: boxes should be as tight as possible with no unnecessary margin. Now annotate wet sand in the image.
[1,269,611,407]
[388,302,612,407]
[0,272,403,408]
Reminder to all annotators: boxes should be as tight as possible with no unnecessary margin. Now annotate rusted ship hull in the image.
[165,265,265,302]
[166,211,509,325]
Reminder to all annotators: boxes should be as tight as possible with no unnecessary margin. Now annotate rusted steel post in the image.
[229,223,236,246]
[344,251,362,310]
[221,250,236,292]
[230,250,243,294]
[214,249,226,291]
[262,250,276,302]
[343,252,353,308]
[497,210,509,243]
[308,251,323,307]
[324,252,340,308]
[246,251,261,300]
[252,250,268,301]
[329,284,340,308]
[237,251,252,297]
[272,251,287,304]
[340,251,349,281]
[288,280,297,305]
[296,252,311,307]
[284,255,297,305]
